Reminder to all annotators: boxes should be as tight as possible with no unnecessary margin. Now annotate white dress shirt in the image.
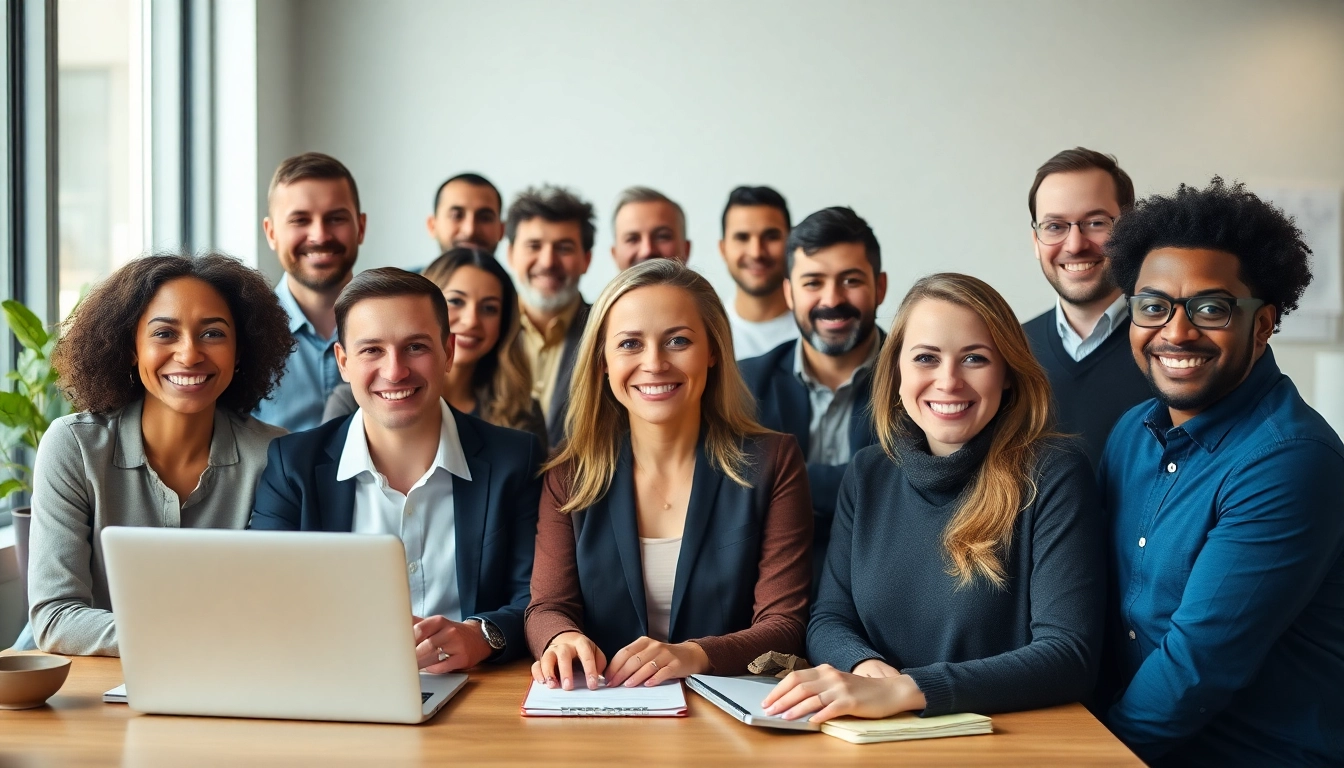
[337,400,472,621]
[1055,295,1129,362]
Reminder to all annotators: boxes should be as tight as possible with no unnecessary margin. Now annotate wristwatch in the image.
[465,616,506,659]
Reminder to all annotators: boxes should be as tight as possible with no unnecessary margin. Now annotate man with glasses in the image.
[1022,148,1151,466]
[1097,178,1344,766]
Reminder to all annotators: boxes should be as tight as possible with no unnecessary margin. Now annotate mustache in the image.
[296,241,347,257]
[809,304,862,324]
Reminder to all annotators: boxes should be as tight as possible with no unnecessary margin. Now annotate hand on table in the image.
[761,663,926,723]
[852,658,901,678]
[531,631,608,691]
[412,614,492,673]
[605,636,710,688]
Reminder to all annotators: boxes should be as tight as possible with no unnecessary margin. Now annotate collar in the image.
[1142,346,1284,453]
[1055,294,1129,343]
[519,298,581,344]
[793,331,882,391]
[274,277,314,336]
[113,398,241,469]
[336,399,472,483]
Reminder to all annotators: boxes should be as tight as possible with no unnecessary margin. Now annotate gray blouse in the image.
[27,399,285,656]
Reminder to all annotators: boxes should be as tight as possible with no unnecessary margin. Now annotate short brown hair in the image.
[1027,147,1134,222]
[268,152,361,212]
[51,252,294,415]
[505,185,596,252]
[334,268,450,346]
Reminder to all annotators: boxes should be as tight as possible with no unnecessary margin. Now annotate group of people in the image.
[17,147,1344,767]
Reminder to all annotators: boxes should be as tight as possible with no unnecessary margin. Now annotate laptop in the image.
[102,527,467,724]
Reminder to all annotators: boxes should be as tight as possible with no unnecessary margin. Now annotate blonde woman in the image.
[764,273,1104,722]
[322,248,547,447]
[525,259,812,691]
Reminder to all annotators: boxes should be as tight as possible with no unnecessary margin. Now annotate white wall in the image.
[256,0,1344,402]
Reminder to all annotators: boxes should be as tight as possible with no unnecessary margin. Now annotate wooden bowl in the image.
[0,654,72,709]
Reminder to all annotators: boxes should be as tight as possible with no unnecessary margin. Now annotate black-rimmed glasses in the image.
[1127,293,1266,330]
[1031,216,1116,246]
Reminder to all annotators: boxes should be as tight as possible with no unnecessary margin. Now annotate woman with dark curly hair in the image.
[27,252,294,656]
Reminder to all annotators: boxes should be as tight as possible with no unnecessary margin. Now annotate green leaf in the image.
[0,478,25,501]
[0,391,40,429]
[17,348,45,384]
[2,300,49,351]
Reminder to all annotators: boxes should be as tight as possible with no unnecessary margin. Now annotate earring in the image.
[129,370,137,385]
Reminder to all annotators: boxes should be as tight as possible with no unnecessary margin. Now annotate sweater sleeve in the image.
[523,466,587,658]
[28,419,118,656]
[690,434,813,673]
[903,446,1106,716]
[807,452,888,672]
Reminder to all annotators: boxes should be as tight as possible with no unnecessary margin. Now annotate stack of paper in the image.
[820,712,992,744]
[521,681,686,717]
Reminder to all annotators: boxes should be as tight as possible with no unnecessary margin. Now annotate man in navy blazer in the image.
[251,268,543,671]
[738,207,886,585]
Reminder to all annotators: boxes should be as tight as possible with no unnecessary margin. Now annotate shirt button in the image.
[408,562,419,574]
[1128,630,1136,640]
[1167,462,1177,473]
[1139,537,1147,548]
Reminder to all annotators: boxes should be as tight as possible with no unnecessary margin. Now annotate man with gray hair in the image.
[610,186,692,270]
[505,185,596,446]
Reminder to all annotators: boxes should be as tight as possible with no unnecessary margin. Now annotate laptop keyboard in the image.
[421,692,433,703]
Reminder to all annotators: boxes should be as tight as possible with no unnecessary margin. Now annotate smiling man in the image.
[719,185,798,359]
[256,152,366,432]
[1021,148,1150,466]
[426,173,505,254]
[739,207,887,589]
[251,268,544,673]
[1097,179,1344,766]
[610,186,691,270]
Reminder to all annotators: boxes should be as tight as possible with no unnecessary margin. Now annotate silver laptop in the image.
[102,527,467,724]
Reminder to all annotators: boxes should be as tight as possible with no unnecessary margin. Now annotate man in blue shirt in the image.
[1098,177,1344,766]
[255,152,367,431]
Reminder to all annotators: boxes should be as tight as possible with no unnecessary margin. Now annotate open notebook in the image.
[521,680,686,717]
[820,712,992,743]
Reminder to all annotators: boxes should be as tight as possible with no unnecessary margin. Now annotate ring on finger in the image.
[437,646,451,662]
[633,654,642,665]
[649,660,659,671]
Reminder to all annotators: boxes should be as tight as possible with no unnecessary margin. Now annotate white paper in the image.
[522,680,685,715]
[1255,186,1343,342]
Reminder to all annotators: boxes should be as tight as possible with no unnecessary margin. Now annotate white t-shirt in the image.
[728,308,798,360]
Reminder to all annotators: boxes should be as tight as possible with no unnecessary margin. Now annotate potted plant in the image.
[0,299,71,610]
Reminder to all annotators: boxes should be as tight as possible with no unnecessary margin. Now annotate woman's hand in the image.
[531,631,608,691]
[605,637,710,688]
[852,658,901,678]
[411,615,492,673]
[760,663,926,723]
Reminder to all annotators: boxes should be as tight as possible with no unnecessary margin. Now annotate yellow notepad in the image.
[820,711,992,744]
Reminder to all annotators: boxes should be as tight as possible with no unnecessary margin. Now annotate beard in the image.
[1043,257,1119,308]
[799,302,874,357]
[517,271,580,314]
[286,242,356,292]
[1141,330,1253,413]
[732,259,786,298]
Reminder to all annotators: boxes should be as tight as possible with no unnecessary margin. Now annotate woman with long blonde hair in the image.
[763,272,1104,722]
[525,259,813,690]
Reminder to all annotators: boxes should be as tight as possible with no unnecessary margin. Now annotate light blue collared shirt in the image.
[1055,294,1128,362]
[253,278,342,432]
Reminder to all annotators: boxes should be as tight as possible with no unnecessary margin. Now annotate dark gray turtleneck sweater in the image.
[807,425,1105,716]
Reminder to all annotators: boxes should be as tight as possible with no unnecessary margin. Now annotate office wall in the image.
[259,0,1344,402]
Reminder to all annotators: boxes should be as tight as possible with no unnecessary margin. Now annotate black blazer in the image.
[525,433,813,674]
[737,335,883,573]
[249,408,544,663]
[546,301,591,447]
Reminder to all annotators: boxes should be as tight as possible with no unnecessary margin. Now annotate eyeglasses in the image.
[1031,216,1115,246]
[1127,293,1266,329]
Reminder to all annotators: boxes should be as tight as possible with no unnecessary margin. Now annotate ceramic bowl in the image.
[0,654,72,709]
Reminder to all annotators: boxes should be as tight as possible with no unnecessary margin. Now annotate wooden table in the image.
[0,654,1141,766]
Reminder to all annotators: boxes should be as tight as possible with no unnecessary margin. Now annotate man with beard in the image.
[1097,179,1344,766]
[610,186,691,270]
[719,186,798,359]
[426,173,505,254]
[739,207,886,587]
[1022,148,1150,467]
[505,185,595,446]
[256,152,366,431]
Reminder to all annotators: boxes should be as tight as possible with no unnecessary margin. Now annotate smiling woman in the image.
[24,253,293,657]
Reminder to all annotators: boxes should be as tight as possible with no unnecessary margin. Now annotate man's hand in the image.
[412,615,493,673]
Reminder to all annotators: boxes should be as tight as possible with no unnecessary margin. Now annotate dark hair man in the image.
[252,268,544,673]
[610,186,691,270]
[426,173,505,254]
[257,152,366,432]
[1097,178,1344,765]
[739,207,887,589]
[505,185,596,446]
[720,186,797,359]
[1021,147,1150,467]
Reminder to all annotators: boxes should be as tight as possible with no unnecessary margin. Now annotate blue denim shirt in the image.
[252,278,341,432]
[1099,348,1344,766]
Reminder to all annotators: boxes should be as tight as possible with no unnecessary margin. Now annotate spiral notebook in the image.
[520,680,687,717]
